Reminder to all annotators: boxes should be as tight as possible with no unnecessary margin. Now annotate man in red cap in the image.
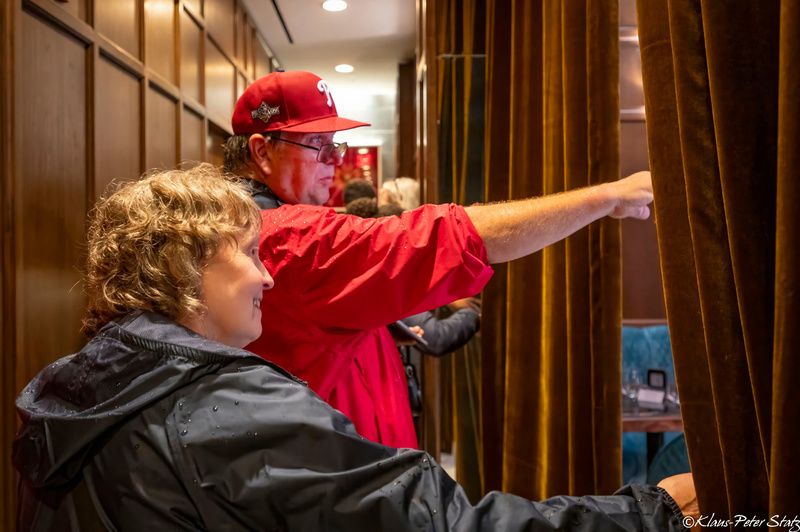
[225,70,654,450]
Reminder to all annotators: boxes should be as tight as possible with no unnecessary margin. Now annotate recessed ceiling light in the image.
[335,64,354,73]
[322,0,348,12]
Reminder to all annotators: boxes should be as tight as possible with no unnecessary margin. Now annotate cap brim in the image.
[280,116,370,133]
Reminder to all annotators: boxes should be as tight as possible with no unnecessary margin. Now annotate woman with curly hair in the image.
[13,164,695,531]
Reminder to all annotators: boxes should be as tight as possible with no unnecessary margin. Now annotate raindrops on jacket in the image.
[212,405,219,412]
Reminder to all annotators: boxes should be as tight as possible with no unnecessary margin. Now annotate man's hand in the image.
[606,171,653,220]
[658,473,699,522]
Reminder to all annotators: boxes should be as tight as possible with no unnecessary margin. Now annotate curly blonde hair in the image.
[83,163,261,336]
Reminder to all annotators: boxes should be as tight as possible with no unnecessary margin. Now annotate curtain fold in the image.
[638,0,800,515]
[771,0,800,513]
[435,0,487,503]
[480,0,622,499]
[438,0,622,501]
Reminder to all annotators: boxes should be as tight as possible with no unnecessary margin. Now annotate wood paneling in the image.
[621,120,665,319]
[205,0,235,58]
[184,0,202,17]
[248,25,256,79]
[396,60,416,178]
[205,38,235,123]
[237,71,247,100]
[206,123,227,166]
[55,0,90,23]
[146,85,178,169]
[17,12,88,387]
[181,106,204,162]
[1,0,16,527]
[96,0,140,59]
[254,36,270,79]
[96,57,141,198]
[180,7,202,103]
[145,0,176,84]
[236,6,248,68]
[620,44,644,111]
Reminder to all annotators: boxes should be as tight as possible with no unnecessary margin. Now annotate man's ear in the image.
[248,134,273,178]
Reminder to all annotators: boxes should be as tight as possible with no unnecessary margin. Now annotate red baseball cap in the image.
[232,70,370,135]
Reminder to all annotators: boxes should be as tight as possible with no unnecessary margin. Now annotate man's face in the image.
[265,131,337,205]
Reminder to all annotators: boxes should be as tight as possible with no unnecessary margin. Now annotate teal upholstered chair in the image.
[646,433,690,484]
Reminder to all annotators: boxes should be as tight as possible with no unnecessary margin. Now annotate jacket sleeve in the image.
[171,362,687,532]
[260,204,494,331]
[402,309,480,356]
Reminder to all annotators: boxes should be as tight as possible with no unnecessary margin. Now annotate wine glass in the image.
[623,369,641,408]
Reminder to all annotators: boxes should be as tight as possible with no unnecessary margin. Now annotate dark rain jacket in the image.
[14,311,687,531]
[402,308,480,356]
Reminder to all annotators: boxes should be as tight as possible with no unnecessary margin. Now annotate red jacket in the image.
[247,203,493,448]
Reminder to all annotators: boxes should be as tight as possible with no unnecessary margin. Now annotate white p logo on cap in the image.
[317,80,333,108]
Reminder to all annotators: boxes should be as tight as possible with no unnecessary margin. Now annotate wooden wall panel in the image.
[145,0,176,84]
[237,71,247,100]
[54,0,90,23]
[396,60,416,178]
[206,124,227,166]
[184,0,202,17]
[205,0,235,58]
[248,25,256,79]
[235,7,248,68]
[96,0,141,59]
[254,36,270,79]
[96,57,141,198]
[205,38,235,123]
[146,86,178,169]
[16,11,88,387]
[180,7,202,104]
[1,0,14,525]
[621,120,665,319]
[181,106,204,162]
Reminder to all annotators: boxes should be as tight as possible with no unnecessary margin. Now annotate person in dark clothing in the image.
[378,202,405,217]
[14,164,697,530]
[402,297,481,356]
[345,196,379,218]
[343,177,377,205]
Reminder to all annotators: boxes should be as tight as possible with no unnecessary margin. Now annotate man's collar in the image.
[247,180,284,210]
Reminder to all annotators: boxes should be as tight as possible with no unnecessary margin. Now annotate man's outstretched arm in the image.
[465,171,653,263]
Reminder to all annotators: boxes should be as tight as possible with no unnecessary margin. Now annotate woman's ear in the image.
[248,134,273,178]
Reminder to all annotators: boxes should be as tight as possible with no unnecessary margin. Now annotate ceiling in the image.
[240,0,417,95]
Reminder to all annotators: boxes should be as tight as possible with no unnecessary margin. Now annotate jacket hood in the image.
[13,311,259,490]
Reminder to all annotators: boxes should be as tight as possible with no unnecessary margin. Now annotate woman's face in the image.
[189,229,273,348]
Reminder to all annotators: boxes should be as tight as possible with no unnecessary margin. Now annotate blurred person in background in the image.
[380,176,421,211]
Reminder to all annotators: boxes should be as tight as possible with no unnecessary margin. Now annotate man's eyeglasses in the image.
[268,136,348,165]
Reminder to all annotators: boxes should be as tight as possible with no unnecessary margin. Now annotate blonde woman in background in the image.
[380,176,420,211]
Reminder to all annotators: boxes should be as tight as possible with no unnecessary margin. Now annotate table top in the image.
[622,410,683,433]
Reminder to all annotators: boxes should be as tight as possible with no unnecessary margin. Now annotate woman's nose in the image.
[259,261,275,290]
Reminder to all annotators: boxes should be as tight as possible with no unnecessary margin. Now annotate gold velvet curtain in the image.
[637,0,800,515]
[434,0,488,502]
[438,0,623,500]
